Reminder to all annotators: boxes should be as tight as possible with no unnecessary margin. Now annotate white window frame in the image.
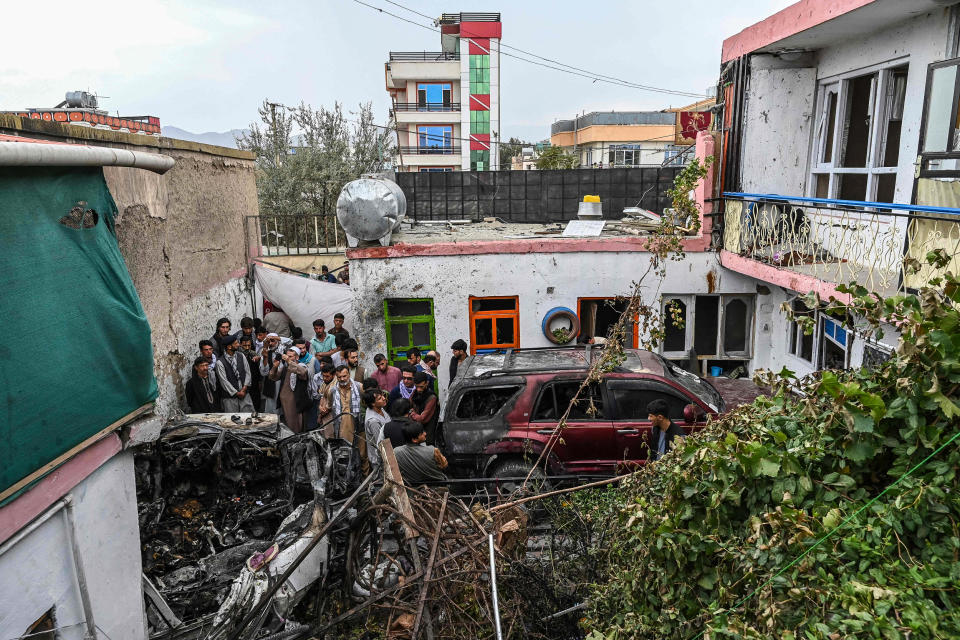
[808,58,908,203]
[659,294,755,362]
[786,302,852,370]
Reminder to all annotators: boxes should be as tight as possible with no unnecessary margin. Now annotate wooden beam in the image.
[0,403,153,503]
[379,439,418,540]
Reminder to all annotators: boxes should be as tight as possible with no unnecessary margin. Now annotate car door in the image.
[606,379,703,466]
[529,377,616,474]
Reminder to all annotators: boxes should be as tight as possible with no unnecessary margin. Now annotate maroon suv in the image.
[440,346,758,481]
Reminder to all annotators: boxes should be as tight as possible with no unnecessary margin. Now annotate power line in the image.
[354,0,705,98]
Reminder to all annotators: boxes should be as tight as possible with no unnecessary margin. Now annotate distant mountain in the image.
[162,126,247,149]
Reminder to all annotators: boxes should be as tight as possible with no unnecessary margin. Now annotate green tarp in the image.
[0,166,157,496]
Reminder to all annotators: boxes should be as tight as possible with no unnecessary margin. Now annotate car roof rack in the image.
[475,344,601,379]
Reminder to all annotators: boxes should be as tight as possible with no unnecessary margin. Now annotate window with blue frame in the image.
[419,167,454,172]
[417,83,452,110]
[418,125,453,152]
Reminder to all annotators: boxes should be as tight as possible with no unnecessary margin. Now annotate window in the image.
[418,125,453,151]
[608,144,646,167]
[419,167,454,172]
[533,380,604,421]
[469,296,518,353]
[809,63,909,203]
[786,299,851,370]
[417,83,452,110]
[470,109,490,134]
[608,381,689,421]
[455,386,521,419]
[470,149,490,171]
[578,297,637,347]
[919,57,960,173]
[384,298,435,366]
[787,299,815,363]
[470,54,490,94]
[660,295,754,360]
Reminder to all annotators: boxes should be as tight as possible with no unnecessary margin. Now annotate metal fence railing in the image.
[398,146,462,156]
[721,193,960,295]
[250,214,346,257]
[389,51,460,61]
[395,167,683,222]
[393,102,461,112]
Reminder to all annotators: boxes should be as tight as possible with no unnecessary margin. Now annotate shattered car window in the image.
[454,386,521,419]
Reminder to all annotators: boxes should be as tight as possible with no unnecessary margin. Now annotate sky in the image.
[0,0,797,144]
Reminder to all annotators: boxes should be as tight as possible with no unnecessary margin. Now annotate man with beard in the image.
[238,334,263,411]
[216,334,253,413]
[268,346,311,432]
[409,371,439,444]
[185,357,220,413]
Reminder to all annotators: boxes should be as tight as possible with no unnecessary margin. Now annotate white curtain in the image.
[253,264,354,335]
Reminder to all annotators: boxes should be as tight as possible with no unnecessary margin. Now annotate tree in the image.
[498,136,524,170]
[535,145,578,170]
[238,99,394,217]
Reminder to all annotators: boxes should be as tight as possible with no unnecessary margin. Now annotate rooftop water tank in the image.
[336,178,407,247]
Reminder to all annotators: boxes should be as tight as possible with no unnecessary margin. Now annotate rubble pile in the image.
[135,419,296,624]
[135,420,600,640]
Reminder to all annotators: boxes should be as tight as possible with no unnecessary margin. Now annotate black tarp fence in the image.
[395,167,683,222]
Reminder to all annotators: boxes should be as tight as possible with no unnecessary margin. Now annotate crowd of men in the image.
[185,314,470,486]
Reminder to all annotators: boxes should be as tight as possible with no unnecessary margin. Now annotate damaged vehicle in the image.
[135,413,368,639]
[441,346,764,482]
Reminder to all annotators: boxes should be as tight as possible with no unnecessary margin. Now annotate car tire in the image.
[489,459,550,498]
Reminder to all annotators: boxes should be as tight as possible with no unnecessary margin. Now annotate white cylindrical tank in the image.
[336,178,406,247]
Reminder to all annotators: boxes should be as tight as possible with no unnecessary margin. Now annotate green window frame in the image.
[383,298,436,367]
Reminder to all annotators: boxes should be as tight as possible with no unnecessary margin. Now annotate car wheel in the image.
[489,459,550,499]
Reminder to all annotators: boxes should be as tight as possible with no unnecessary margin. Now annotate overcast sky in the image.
[1,0,796,143]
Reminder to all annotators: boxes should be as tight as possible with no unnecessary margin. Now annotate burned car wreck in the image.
[135,413,368,639]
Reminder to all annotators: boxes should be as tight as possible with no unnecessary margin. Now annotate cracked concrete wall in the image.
[349,251,759,399]
[740,62,816,195]
[103,149,257,420]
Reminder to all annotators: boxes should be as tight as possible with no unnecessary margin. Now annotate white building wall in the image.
[738,9,952,200]
[349,251,759,398]
[0,452,145,640]
[740,58,817,194]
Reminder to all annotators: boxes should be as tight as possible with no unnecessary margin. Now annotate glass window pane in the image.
[610,387,687,420]
[837,173,868,201]
[663,299,686,352]
[822,91,838,163]
[840,74,875,169]
[496,317,514,344]
[386,299,431,317]
[472,298,516,312]
[723,299,748,353]
[390,324,409,348]
[923,64,959,153]
[411,322,430,346]
[475,318,493,345]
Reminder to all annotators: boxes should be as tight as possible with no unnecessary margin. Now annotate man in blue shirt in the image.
[309,319,338,358]
[647,399,685,461]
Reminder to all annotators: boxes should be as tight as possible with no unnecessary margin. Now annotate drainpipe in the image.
[0,141,174,174]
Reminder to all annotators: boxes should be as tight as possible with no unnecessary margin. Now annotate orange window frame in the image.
[469,296,519,354]
[577,297,640,349]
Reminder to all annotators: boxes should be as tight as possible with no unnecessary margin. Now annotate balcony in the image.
[399,146,461,156]
[720,193,960,297]
[389,51,460,62]
[393,102,461,112]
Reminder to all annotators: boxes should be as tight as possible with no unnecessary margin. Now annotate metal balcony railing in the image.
[721,192,960,295]
[393,102,461,112]
[249,214,346,257]
[398,146,461,156]
[389,51,460,61]
[439,12,500,23]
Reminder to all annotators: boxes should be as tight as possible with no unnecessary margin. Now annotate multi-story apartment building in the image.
[549,99,713,168]
[714,0,960,376]
[385,12,501,172]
